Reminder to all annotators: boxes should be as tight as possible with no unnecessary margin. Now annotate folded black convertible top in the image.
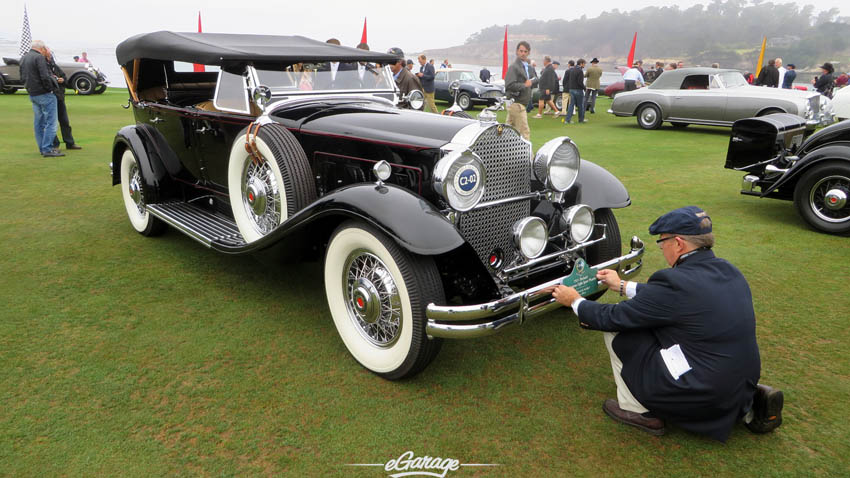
[116,31,401,67]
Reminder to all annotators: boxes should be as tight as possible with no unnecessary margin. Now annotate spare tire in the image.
[227,124,316,243]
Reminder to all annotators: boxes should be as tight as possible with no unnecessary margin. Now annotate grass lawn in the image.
[1,89,848,477]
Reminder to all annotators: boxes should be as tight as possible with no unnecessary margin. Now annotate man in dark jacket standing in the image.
[551,206,783,441]
[20,40,64,157]
[387,47,422,107]
[504,41,537,140]
[564,59,586,124]
[479,66,491,83]
[416,54,437,113]
[757,58,780,87]
[47,48,81,151]
[782,63,797,89]
[535,56,559,118]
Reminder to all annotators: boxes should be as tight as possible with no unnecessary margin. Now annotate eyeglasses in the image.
[656,236,678,248]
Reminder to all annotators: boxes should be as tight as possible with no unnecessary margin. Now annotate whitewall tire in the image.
[120,149,164,236]
[324,221,444,380]
[227,124,315,243]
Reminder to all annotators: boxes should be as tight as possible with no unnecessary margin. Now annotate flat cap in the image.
[649,206,712,235]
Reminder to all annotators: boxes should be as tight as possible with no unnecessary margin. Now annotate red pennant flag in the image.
[194,12,205,72]
[501,25,508,80]
[360,17,367,45]
[626,32,637,68]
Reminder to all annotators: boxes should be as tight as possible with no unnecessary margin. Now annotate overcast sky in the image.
[1,0,845,55]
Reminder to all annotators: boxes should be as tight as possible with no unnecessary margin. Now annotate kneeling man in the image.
[552,206,783,441]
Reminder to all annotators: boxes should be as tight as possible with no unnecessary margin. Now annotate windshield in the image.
[719,71,748,88]
[449,71,477,82]
[254,63,396,94]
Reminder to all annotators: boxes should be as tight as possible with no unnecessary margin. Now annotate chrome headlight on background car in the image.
[533,137,581,192]
[433,149,486,211]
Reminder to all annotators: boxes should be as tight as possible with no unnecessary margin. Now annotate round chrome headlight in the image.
[561,205,595,243]
[513,216,548,259]
[533,137,580,192]
[433,149,486,211]
[407,90,425,110]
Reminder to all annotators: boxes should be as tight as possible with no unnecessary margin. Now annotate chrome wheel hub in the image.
[128,165,145,214]
[824,188,847,210]
[241,159,281,235]
[810,175,850,223]
[245,177,268,216]
[641,108,656,124]
[344,251,402,347]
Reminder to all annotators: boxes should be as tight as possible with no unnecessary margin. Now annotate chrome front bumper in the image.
[425,236,645,339]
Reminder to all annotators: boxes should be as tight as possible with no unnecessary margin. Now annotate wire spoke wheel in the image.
[344,251,403,347]
[809,175,850,223]
[241,158,282,236]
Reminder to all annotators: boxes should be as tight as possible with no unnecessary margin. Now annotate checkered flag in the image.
[19,5,32,58]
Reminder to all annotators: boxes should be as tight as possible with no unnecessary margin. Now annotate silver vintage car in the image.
[608,68,834,131]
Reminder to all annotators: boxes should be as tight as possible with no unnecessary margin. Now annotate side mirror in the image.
[406,90,425,110]
[252,85,272,110]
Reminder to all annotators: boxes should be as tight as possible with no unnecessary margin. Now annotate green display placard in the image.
[561,258,599,297]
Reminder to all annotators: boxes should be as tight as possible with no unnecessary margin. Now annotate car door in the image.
[434,71,449,101]
[667,74,727,123]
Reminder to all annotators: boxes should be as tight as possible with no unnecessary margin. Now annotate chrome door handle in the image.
[196,126,212,134]
[149,117,164,124]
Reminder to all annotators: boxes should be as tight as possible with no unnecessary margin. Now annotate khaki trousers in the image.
[560,93,570,115]
[506,102,530,140]
[604,332,649,414]
[424,91,438,113]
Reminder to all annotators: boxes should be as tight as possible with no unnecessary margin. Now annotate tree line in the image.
[465,1,849,70]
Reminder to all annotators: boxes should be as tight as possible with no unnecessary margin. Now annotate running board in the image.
[147,202,246,248]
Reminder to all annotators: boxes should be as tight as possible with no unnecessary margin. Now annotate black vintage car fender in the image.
[762,142,850,197]
[565,160,631,210]
[111,125,172,195]
[216,183,465,257]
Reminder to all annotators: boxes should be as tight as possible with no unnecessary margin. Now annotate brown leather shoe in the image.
[67,144,82,150]
[603,399,665,436]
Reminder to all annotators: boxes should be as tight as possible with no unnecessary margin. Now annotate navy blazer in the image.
[576,249,760,441]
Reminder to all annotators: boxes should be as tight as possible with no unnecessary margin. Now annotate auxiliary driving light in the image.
[561,205,595,243]
[513,216,548,259]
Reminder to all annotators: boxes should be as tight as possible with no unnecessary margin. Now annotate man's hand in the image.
[551,285,581,307]
[524,79,533,87]
[545,89,550,94]
[596,269,621,291]
[57,77,64,84]
[416,72,423,77]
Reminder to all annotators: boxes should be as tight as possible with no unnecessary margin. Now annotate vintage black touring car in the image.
[726,113,850,234]
[112,31,645,379]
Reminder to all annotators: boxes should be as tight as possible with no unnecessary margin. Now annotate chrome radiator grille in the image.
[470,125,531,201]
[458,124,533,270]
[458,200,530,269]
[809,96,820,117]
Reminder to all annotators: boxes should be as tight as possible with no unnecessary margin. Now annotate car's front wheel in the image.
[793,161,850,234]
[119,148,165,236]
[456,92,471,110]
[72,73,96,95]
[324,221,444,380]
[227,124,315,243]
[637,103,662,129]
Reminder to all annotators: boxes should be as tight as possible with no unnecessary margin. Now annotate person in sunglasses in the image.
[551,206,783,441]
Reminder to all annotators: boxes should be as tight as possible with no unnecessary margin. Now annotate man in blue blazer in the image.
[552,206,783,441]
